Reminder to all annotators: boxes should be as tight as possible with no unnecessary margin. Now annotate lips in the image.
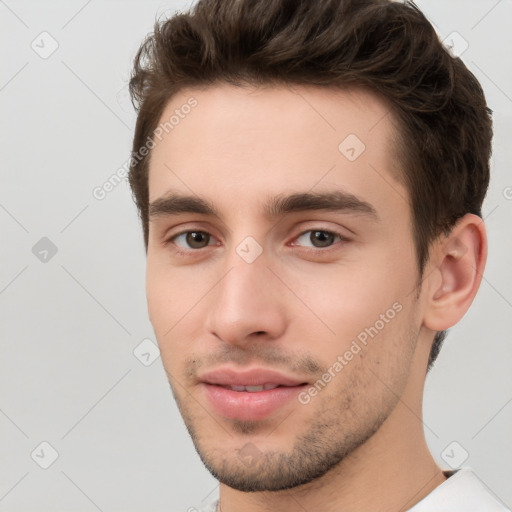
[200,367,306,387]
[224,383,280,392]
[199,367,309,421]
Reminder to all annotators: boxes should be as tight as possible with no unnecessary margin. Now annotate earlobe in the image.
[423,214,487,332]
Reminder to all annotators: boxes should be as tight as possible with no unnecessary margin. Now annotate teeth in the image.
[227,384,280,392]
[245,385,264,392]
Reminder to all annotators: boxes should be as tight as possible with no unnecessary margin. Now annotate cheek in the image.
[290,256,412,343]
[146,256,204,330]
[317,298,416,412]
[146,261,169,331]
[146,259,218,368]
[145,263,189,358]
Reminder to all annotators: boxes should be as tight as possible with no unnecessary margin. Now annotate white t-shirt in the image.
[408,467,510,511]
[194,468,510,512]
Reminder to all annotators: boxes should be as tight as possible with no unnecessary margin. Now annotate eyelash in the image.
[165,228,349,258]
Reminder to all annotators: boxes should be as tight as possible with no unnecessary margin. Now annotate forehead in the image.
[147,82,406,220]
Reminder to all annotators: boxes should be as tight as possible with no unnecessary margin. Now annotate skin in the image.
[145,83,487,511]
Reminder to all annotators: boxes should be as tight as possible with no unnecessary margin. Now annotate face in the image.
[146,83,423,492]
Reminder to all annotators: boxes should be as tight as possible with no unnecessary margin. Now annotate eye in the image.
[165,227,348,257]
[292,229,348,250]
[170,231,216,251]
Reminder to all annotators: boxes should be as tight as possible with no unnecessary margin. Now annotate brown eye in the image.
[172,231,212,250]
[186,232,210,248]
[295,229,344,249]
[310,231,335,247]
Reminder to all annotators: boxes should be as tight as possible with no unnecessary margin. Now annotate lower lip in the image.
[201,383,307,421]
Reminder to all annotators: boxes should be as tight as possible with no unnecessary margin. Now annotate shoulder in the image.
[188,500,219,512]
[408,467,510,512]
[169,499,218,512]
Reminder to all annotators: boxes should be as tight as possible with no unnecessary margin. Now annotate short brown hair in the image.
[128,0,493,370]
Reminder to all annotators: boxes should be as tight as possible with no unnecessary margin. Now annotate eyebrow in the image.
[149,189,379,222]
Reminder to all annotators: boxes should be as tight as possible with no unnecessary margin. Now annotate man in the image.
[127,0,508,510]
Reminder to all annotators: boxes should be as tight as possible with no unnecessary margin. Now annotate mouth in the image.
[218,383,294,392]
[198,367,309,421]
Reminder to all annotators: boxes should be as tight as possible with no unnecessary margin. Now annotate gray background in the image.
[1,0,511,510]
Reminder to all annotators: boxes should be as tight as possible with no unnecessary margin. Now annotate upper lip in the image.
[199,367,307,387]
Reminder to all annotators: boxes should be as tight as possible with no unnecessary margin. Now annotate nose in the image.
[204,243,288,349]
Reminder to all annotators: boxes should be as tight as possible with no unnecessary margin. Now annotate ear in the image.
[423,213,487,332]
